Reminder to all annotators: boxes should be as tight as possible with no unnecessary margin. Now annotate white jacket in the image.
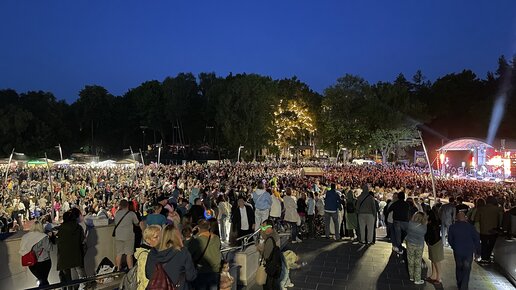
[270,195,282,218]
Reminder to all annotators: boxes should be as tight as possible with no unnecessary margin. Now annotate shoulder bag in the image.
[112,210,130,237]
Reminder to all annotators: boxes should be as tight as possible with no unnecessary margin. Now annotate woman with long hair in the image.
[424,209,444,285]
[406,211,428,285]
[145,223,197,290]
[283,188,301,243]
[19,219,53,287]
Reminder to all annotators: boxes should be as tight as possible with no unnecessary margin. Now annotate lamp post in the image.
[237,145,244,163]
[3,148,14,188]
[157,140,162,165]
[418,130,437,204]
[55,144,63,161]
[336,147,347,163]
[44,152,55,221]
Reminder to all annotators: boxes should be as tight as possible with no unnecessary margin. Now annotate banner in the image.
[414,150,426,165]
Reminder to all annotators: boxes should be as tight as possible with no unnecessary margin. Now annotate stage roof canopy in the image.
[438,138,493,151]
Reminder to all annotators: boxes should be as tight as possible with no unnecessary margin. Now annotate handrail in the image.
[25,270,123,290]
[236,229,261,250]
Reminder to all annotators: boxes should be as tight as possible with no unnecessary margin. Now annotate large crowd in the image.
[3,162,516,290]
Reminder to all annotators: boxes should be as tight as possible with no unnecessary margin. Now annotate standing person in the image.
[424,209,444,285]
[145,203,167,226]
[146,223,197,290]
[283,188,301,243]
[324,184,341,240]
[257,219,282,290]
[356,184,376,244]
[306,192,316,238]
[448,212,481,290]
[19,220,52,287]
[57,211,85,290]
[296,192,307,231]
[231,197,255,243]
[252,182,272,230]
[269,188,283,230]
[405,212,428,285]
[439,197,456,246]
[188,219,222,290]
[385,192,410,253]
[456,196,469,214]
[383,198,395,241]
[188,198,205,226]
[345,189,359,241]
[217,195,231,243]
[135,225,161,290]
[114,199,140,270]
[474,196,503,264]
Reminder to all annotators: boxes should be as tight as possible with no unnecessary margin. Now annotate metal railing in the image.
[25,271,123,290]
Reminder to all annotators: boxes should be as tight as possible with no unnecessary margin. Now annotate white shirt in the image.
[239,207,249,230]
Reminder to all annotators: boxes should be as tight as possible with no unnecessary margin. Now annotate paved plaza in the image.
[251,235,514,290]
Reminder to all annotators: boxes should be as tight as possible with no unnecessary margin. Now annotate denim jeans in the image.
[324,211,340,239]
[393,221,408,249]
[454,253,473,290]
[289,222,298,241]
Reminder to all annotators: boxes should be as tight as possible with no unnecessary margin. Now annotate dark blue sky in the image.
[1,1,515,102]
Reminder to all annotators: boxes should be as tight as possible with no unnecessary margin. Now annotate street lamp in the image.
[336,147,347,163]
[237,145,244,163]
[417,130,437,205]
[55,144,63,161]
[157,140,162,165]
[140,126,148,150]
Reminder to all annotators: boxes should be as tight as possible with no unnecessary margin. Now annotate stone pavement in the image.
[249,235,514,290]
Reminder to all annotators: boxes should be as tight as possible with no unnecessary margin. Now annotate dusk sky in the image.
[1,1,515,103]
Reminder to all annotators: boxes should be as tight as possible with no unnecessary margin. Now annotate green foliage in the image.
[1,55,516,159]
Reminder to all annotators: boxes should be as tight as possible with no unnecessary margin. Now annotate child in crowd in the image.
[219,260,234,290]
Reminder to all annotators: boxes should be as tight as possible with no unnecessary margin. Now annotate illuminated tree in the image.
[272,99,315,153]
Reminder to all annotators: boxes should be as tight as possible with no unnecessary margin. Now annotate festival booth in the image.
[54,158,74,166]
[301,167,324,177]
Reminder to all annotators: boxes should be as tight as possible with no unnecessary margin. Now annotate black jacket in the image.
[385,200,410,222]
[231,205,255,231]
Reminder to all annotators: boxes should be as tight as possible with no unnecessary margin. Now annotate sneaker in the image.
[291,240,298,244]
[414,280,425,285]
[296,237,302,243]
[286,282,294,287]
[409,278,414,282]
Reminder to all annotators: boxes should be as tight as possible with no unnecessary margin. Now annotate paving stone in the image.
[247,231,514,290]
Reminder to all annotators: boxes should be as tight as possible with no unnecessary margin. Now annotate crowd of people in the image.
[2,161,516,289]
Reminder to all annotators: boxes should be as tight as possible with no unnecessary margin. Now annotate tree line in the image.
[0,56,515,161]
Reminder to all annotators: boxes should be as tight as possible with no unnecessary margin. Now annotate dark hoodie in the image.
[145,247,197,290]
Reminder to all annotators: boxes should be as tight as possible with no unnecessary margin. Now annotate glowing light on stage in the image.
[486,155,503,166]
[439,153,445,164]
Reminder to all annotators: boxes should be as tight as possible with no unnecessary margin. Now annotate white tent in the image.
[54,159,74,165]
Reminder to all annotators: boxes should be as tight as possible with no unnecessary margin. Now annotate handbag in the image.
[21,247,43,267]
[112,210,130,237]
[255,264,267,285]
[255,236,273,285]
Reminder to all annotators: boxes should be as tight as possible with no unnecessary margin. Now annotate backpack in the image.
[119,262,138,290]
[147,263,177,290]
[264,238,282,279]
